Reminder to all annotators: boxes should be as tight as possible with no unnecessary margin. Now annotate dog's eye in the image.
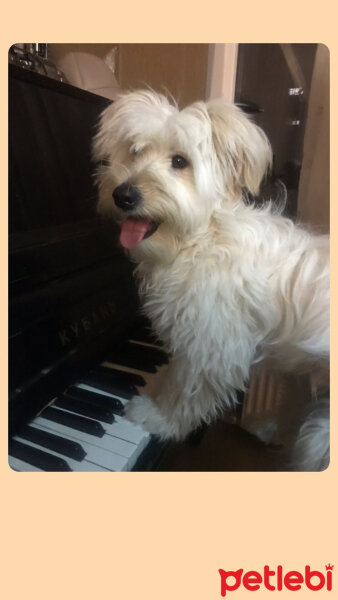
[101,157,110,167]
[131,145,143,157]
[171,155,189,169]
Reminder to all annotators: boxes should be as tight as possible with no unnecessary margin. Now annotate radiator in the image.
[240,369,288,442]
[240,369,313,445]
[242,370,286,420]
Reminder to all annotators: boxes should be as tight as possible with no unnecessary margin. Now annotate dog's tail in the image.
[290,394,330,471]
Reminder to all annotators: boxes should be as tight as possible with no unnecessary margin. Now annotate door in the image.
[235,43,318,218]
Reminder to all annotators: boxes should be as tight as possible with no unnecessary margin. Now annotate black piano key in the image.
[116,341,163,365]
[55,394,115,424]
[80,372,137,399]
[95,365,146,387]
[9,438,72,471]
[66,386,124,415]
[18,424,86,460]
[41,406,105,437]
[104,354,156,373]
[104,344,157,373]
[127,342,169,365]
[130,326,164,346]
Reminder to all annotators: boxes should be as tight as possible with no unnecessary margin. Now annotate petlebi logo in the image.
[218,564,333,595]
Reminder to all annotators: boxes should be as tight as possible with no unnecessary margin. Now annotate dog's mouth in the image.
[119,218,159,249]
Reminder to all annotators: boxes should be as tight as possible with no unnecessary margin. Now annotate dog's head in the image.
[93,90,272,259]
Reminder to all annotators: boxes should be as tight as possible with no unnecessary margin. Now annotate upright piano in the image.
[8,64,168,472]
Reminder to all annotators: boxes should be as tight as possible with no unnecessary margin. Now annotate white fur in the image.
[93,90,330,469]
[290,396,330,471]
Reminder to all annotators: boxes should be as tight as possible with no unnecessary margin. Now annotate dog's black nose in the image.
[112,183,142,212]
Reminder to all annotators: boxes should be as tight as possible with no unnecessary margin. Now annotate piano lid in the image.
[9,64,118,288]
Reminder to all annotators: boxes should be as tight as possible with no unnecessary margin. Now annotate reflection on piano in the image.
[8,64,168,471]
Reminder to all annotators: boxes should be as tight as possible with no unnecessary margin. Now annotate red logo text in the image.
[218,564,333,595]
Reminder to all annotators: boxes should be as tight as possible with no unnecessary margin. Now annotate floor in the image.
[156,419,286,472]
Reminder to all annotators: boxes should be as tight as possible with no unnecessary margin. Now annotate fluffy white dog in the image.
[93,90,329,468]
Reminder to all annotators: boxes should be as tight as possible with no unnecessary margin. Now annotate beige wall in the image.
[116,44,209,107]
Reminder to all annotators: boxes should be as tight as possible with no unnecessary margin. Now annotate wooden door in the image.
[235,44,318,218]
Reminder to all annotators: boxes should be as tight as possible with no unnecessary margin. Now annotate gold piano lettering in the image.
[70,322,79,336]
[58,329,71,346]
[92,311,101,325]
[81,316,91,331]
[99,304,110,320]
[58,300,117,346]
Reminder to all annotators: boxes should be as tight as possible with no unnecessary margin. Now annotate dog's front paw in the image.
[124,395,172,439]
[124,395,156,426]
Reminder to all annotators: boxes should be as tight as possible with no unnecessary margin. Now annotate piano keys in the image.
[9,329,169,472]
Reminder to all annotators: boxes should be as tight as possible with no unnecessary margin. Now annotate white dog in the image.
[93,90,329,468]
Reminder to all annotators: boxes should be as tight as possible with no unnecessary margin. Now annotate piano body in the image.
[8,64,168,472]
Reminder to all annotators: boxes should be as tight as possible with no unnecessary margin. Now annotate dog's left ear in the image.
[206,100,272,196]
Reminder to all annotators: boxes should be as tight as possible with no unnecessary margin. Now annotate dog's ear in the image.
[206,100,272,196]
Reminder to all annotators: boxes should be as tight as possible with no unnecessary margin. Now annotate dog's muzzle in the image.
[112,183,159,249]
[112,183,142,212]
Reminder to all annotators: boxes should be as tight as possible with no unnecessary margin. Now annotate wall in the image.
[116,44,209,107]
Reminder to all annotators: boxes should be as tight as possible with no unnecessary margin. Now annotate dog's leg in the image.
[124,390,211,441]
[124,393,174,438]
[124,358,232,440]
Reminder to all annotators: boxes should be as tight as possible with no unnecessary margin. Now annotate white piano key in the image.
[31,419,149,472]
[32,418,130,470]
[100,361,150,379]
[31,411,141,457]
[108,414,149,444]
[50,404,148,446]
[13,434,111,472]
[8,456,43,472]
[31,412,148,470]
[124,444,148,470]
[128,339,163,350]
[98,361,169,400]
[76,382,128,406]
[43,398,149,449]
[75,360,168,420]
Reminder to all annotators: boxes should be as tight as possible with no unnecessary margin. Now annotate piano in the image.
[8,63,169,472]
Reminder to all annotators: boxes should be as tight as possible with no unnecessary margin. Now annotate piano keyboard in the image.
[9,333,169,472]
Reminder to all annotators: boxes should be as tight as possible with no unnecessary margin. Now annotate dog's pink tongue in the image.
[120,218,151,249]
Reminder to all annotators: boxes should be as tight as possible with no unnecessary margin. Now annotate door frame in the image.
[206,44,238,102]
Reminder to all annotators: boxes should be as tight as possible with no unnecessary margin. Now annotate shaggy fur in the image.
[93,90,330,468]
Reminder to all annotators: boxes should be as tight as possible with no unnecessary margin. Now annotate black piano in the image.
[8,64,169,472]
